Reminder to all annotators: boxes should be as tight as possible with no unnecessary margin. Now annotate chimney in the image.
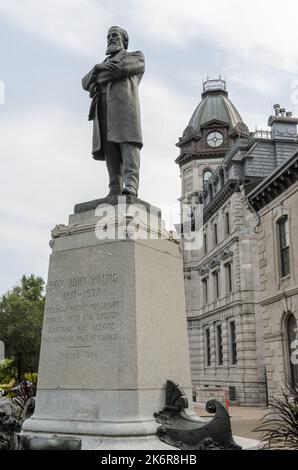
[274,104,280,116]
[279,107,286,117]
[268,105,298,140]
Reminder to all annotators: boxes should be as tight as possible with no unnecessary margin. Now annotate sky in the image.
[0,0,298,294]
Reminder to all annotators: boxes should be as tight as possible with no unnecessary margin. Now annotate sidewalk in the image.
[194,404,268,440]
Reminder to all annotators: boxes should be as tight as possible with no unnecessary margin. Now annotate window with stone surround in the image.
[204,328,211,367]
[225,262,233,294]
[202,278,208,306]
[277,216,290,277]
[229,321,237,365]
[203,169,212,185]
[229,386,237,401]
[225,212,230,236]
[216,324,223,366]
[203,233,208,254]
[212,270,220,300]
[213,223,218,246]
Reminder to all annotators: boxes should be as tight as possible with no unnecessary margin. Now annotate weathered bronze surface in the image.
[82,26,145,197]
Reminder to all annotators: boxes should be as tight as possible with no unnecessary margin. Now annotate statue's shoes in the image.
[122,188,138,197]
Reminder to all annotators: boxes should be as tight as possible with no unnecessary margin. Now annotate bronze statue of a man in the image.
[82,26,145,197]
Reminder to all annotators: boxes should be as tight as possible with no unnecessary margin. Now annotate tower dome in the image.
[186,78,248,136]
[176,78,249,169]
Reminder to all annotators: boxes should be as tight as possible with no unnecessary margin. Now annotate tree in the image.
[0,275,45,380]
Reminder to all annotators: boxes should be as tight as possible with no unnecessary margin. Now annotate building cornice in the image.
[176,133,201,149]
[260,286,298,306]
[175,150,226,166]
[186,300,256,321]
[248,152,298,211]
[203,180,240,223]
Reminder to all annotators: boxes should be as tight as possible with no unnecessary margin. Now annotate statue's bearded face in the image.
[106,29,124,55]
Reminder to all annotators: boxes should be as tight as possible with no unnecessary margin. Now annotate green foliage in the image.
[24,372,38,386]
[0,358,18,383]
[0,275,45,380]
[254,377,298,449]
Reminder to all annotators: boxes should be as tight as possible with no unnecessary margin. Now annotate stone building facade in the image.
[176,78,298,406]
[248,153,298,398]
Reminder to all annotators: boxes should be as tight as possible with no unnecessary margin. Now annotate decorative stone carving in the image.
[198,266,209,276]
[220,249,233,261]
[182,126,195,139]
[51,224,68,239]
[208,257,220,270]
[234,122,249,136]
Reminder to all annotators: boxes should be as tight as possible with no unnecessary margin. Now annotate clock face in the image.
[207,131,224,148]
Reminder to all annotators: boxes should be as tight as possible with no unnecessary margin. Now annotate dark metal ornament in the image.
[154,380,241,450]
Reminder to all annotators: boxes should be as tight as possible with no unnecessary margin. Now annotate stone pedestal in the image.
[23,197,194,448]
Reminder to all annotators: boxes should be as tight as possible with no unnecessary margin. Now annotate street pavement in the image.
[195,404,268,440]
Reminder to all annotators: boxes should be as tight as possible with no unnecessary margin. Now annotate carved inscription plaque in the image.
[43,272,121,361]
[38,244,135,389]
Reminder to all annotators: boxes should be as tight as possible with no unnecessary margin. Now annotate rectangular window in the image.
[214,223,218,245]
[225,212,230,235]
[191,208,195,232]
[278,217,290,277]
[212,271,220,299]
[216,324,223,365]
[229,321,237,365]
[225,263,232,293]
[205,328,211,366]
[203,233,208,254]
[229,386,237,401]
[202,278,208,305]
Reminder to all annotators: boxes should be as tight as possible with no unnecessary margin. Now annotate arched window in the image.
[286,314,298,386]
[203,169,212,184]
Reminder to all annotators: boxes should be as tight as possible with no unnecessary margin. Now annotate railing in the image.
[250,129,272,140]
[203,79,226,93]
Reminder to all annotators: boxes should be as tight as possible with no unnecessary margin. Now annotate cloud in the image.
[132,0,298,74]
[0,0,296,103]
[0,0,113,57]
[0,0,297,76]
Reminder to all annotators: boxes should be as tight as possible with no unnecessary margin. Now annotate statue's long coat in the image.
[82,50,144,160]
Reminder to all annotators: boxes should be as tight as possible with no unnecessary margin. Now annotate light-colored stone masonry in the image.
[186,191,266,406]
[254,183,298,399]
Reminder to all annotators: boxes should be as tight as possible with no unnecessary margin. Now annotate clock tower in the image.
[176,78,249,204]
